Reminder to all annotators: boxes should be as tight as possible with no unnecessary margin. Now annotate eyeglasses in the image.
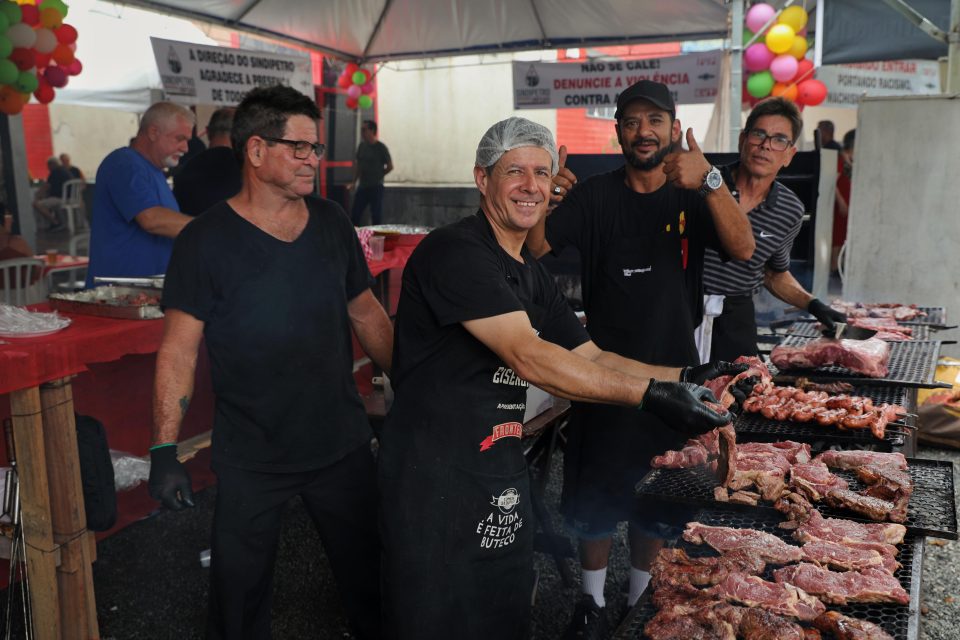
[746,129,793,151]
[260,136,326,159]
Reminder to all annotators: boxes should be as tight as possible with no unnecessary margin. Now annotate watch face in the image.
[706,168,723,190]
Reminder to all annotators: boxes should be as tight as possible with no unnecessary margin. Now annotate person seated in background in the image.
[59,153,85,181]
[86,101,195,286]
[173,107,242,216]
[832,129,855,274]
[33,157,72,231]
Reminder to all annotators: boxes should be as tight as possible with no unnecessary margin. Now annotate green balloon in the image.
[351,70,366,85]
[747,71,774,99]
[0,11,9,34]
[0,2,22,26]
[742,29,754,46]
[41,0,68,19]
[0,59,17,86]
[16,70,38,94]
[358,94,373,109]
[0,35,12,60]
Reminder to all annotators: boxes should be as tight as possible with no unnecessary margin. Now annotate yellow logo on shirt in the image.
[679,211,686,235]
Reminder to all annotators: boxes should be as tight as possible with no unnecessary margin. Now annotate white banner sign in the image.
[817,59,940,108]
[513,51,722,110]
[150,37,313,106]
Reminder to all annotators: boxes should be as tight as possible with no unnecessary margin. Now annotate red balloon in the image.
[344,62,359,77]
[345,96,359,110]
[35,52,52,69]
[797,79,827,106]
[336,73,352,88]
[20,5,40,26]
[66,58,82,76]
[34,79,55,104]
[55,24,78,45]
[9,48,36,71]
[793,58,814,84]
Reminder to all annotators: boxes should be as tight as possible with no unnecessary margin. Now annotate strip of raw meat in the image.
[789,461,850,501]
[813,611,895,640]
[651,443,710,468]
[770,337,890,378]
[715,424,736,486]
[707,573,826,621]
[703,356,773,409]
[815,450,907,471]
[644,607,736,640]
[772,563,909,605]
[856,464,913,523]
[801,539,899,573]
[738,441,811,464]
[825,488,897,522]
[650,548,766,589]
[738,608,813,640]
[683,523,803,564]
[793,510,906,546]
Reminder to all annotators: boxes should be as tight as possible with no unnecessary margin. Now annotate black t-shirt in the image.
[162,197,374,472]
[386,211,589,472]
[47,166,72,198]
[545,167,718,367]
[173,147,243,216]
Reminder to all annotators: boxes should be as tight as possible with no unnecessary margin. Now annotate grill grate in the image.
[785,321,931,341]
[915,306,946,325]
[612,507,922,640]
[770,338,942,388]
[735,385,913,450]
[635,458,957,540]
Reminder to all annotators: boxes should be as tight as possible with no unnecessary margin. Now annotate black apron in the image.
[709,294,759,362]
[379,272,551,639]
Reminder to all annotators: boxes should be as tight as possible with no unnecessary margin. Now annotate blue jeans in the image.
[351,184,384,226]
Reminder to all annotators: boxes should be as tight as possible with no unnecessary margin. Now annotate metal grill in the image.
[915,306,946,325]
[771,338,943,388]
[635,457,957,540]
[612,507,922,640]
[785,321,931,341]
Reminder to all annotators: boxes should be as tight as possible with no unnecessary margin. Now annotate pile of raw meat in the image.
[842,317,915,341]
[644,511,908,640]
[771,337,891,378]
[830,300,926,322]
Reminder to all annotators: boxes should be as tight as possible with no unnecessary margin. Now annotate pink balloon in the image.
[745,3,776,34]
[744,43,775,72]
[66,58,82,76]
[769,54,799,83]
[361,81,374,95]
[346,84,362,99]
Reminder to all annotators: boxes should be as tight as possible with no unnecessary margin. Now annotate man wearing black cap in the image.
[527,79,754,637]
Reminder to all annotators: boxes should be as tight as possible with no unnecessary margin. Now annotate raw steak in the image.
[707,573,826,621]
[813,611,895,640]
[650,548,766,589]
[683,523,803,564]
[773,563,908,605]
[793,510,906,546]
[789,461,849,501]
[801,539,899,573]
[815,450,908,471]
[771,338,890,378]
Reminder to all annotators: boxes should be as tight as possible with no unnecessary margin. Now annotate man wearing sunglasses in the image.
[151,85,391,639]
[699,97,846,362]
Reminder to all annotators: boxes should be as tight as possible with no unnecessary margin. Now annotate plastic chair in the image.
[60,179,86,234]
[55,232,90,292]
[0,257,47,306]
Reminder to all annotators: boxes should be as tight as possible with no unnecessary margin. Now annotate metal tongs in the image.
[821,322,878,341]
[93,275,165,289]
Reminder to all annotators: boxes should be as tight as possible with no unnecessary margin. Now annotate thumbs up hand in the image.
[663,128,711,190]
[549,144,578,207]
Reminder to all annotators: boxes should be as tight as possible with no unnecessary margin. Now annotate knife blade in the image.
[821,322,878,341]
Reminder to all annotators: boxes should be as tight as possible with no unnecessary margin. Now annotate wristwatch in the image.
[698,165,723,197]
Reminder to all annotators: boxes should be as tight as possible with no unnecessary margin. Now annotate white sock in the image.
[581,567,607,608]
[628,568,651,607]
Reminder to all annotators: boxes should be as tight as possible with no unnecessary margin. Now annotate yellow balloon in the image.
[765,24,795,55]
[778,6,808,32]
[788,35,808,60]
[15,0,37,5]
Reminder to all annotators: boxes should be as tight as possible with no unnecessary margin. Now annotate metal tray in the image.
[785,321,931,341]
[770,338,946,389]
[635,458,957,540]
[612,506,922,640]
[48,286,163,320]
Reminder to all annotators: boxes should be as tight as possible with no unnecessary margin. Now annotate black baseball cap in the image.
[614,80,676,120]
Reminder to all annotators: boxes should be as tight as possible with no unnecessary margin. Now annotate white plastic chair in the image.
[54,232,90,292]
[60,179,86,234]
[0,258,47,306]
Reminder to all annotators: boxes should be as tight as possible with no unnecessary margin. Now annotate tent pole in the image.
[729,0,744,151]
[948,0,960,92]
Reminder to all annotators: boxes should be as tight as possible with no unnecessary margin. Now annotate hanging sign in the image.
[512,51,722,110]
[150,37,313,106]
[816,60,941,108]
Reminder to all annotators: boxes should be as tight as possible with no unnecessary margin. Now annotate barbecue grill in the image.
[612,507,923,640]
[635,458,957,540]
[784,321,931,341]
[770,338,945,388]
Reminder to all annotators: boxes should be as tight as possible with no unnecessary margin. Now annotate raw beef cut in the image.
[813,611,895,640]
[650,548,766,589]
[801,539,899,573]
[772,563,909,605]
[815,450,908,471]
[824,488,897,523]
[793,510,906,546]
[771,338,890,378]
[703,355,772,409]
[683,523,803,564]
[789,461,849,501]
[707,573,826,621]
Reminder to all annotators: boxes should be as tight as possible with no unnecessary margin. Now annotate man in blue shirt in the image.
[86,102,196,286]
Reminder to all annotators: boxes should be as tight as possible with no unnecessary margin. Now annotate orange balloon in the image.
[39,7,63,29]
[0,85,24,115]
[771,81,798,102]
[51,43,74,66]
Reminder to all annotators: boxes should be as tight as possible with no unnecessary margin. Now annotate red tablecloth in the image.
[34,254,89,277]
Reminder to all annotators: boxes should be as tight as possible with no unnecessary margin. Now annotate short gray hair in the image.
[139,102,195,135]
[475,117,559,175]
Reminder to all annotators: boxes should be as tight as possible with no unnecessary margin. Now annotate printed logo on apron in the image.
[476,488,524,549]
[679,210,689,270]
[479,421,523,451]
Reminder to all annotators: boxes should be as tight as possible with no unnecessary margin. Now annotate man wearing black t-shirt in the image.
[379,116,739,640]
[526,80,755,636]
[173,107,242,216]
[150,86,393,639]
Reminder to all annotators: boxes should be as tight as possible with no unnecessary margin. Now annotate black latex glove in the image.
[728,376,760,416]
[680,361,750,385]
[641,380,733,435]
[148,445,195,510]
[808,298,847,334]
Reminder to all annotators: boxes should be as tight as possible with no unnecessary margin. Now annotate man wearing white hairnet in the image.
[377,117,741,639]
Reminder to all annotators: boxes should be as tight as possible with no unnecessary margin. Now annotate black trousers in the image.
[206,443,381,640]
[710,294,760,362]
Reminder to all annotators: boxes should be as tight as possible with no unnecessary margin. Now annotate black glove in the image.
[680,361,750,385]
[807,298,847,334]
[728,376,760,416]
[641,380,733,435]
[148,445,195,510]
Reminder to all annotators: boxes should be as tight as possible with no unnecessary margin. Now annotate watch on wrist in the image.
[698,165,723,197]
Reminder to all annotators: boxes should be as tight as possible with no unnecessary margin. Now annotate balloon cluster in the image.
[336,62,374,110]
[742,3,826,108]
[0,0,81,115]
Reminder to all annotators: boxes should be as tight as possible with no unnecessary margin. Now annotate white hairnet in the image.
[475,117,559,175]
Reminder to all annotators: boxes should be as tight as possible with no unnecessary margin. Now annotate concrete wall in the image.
[48,104,141,181]
[381,186,478,227]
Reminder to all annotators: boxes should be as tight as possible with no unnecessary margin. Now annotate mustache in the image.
[633,137,661,148]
